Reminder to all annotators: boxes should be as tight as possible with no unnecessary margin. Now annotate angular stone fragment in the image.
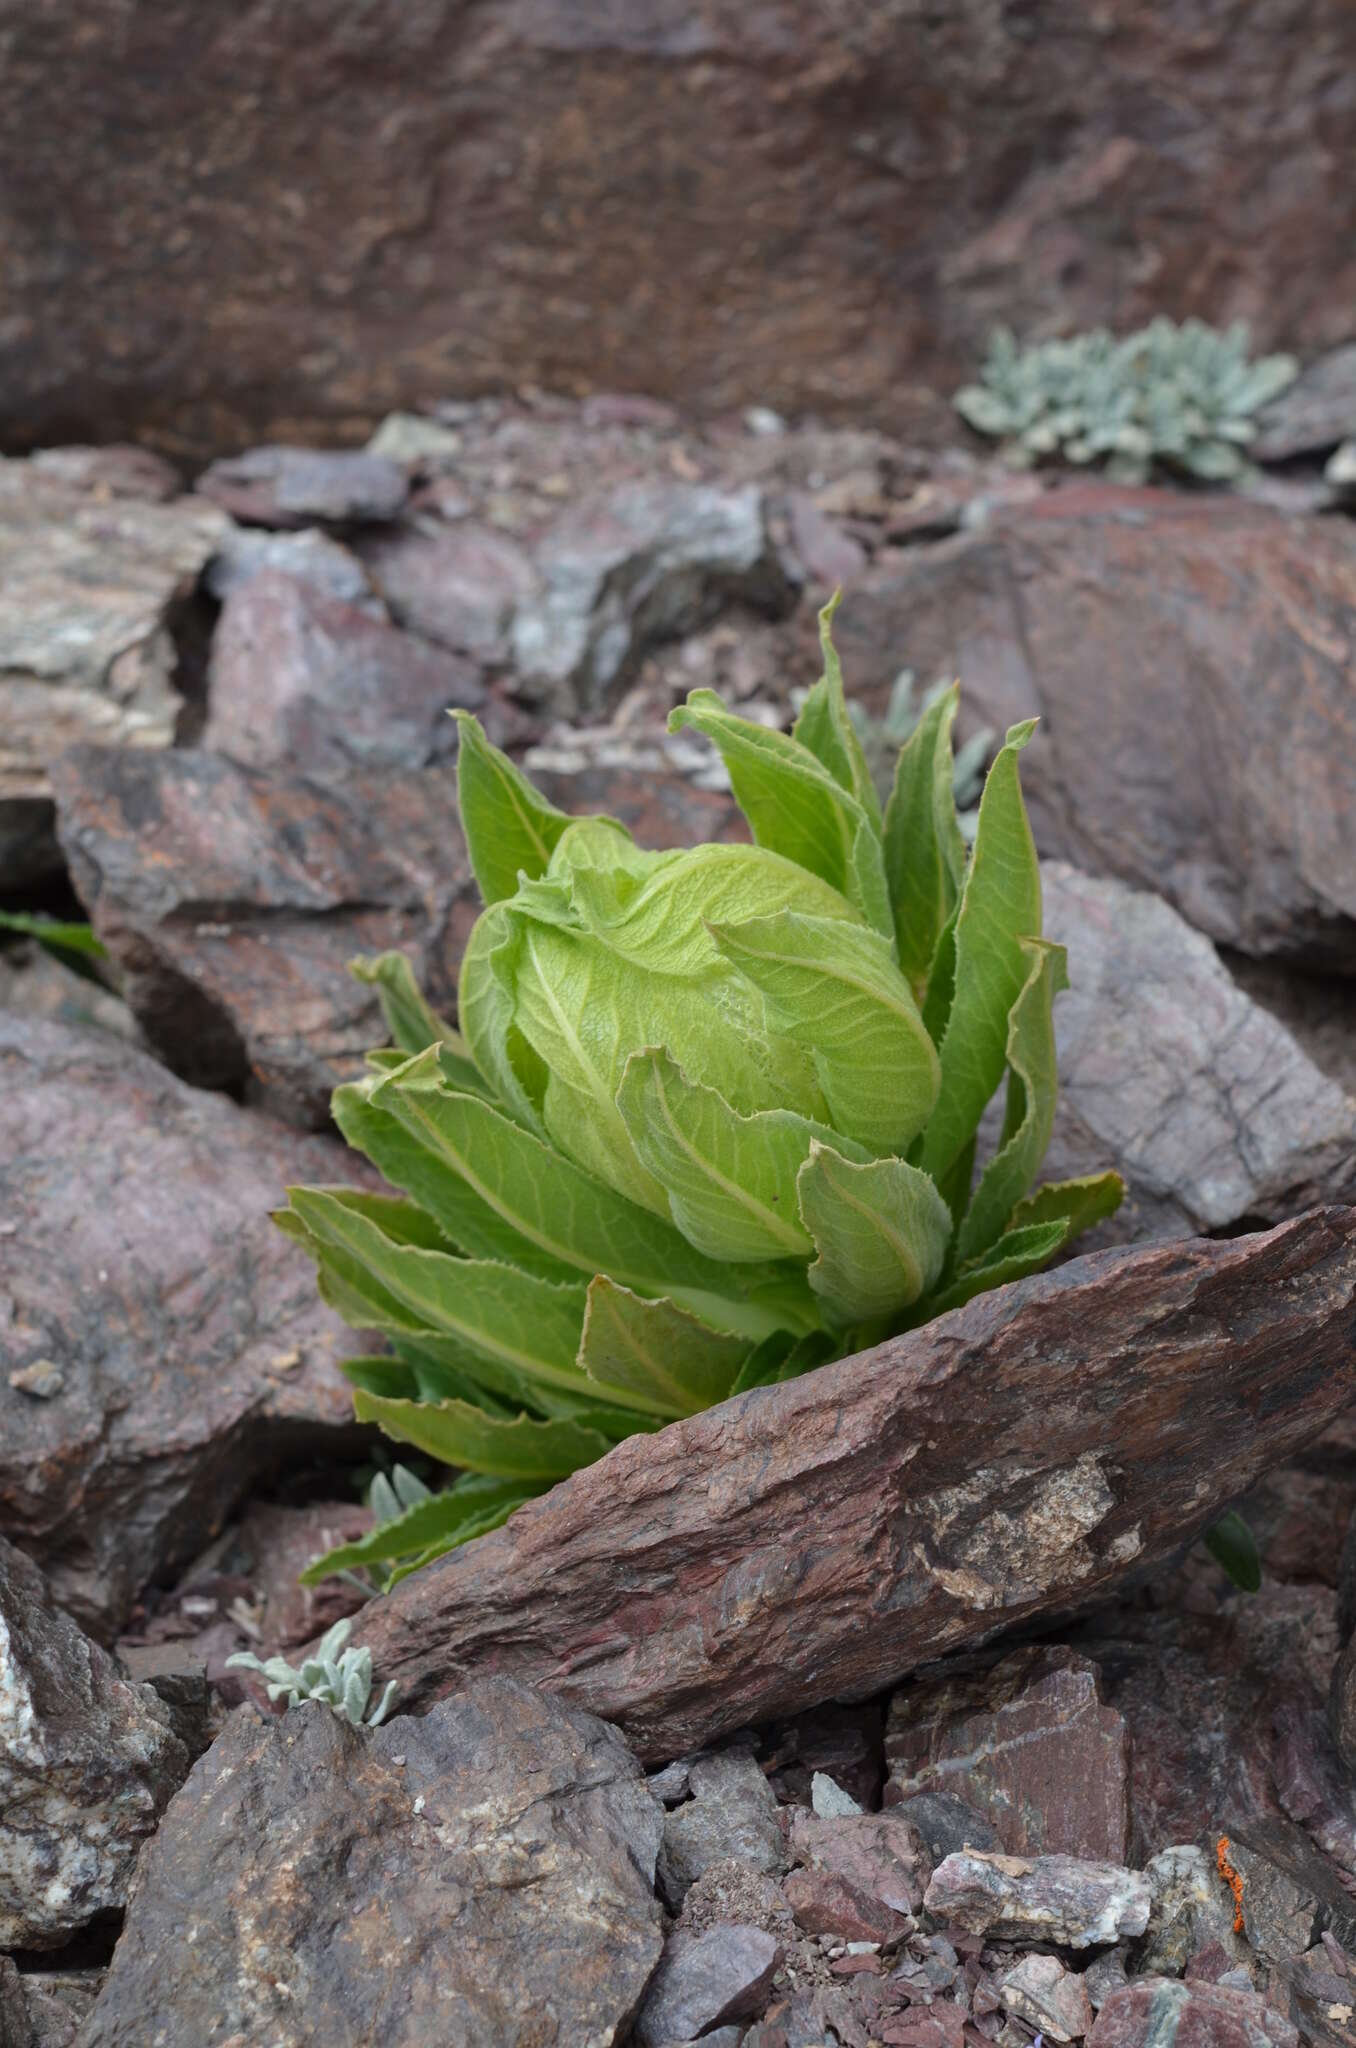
[356,1212,1356,1763]
[356,517,539,664]
[1254,346,1356,461]
[833,491,1356,972]
[658,1749,785,1910]
[1223,1821,1356,1964]
[51,747,480,1127]
[634,1925,782,2048]
[999,1952,1095,2041]
[1279,1949,1356,2048]
[27,444,181,501]
[1040,867,1356,1244]
[783,1864,907,1944]
[0,468,228,885]
[923,1849,1152,1948]
[1088,1977,1298,2048]
[1140,1845,1247,1978]
[203,524,386,615]
[886,1644,1130,1860]
[203,569,484,777]
[890,1789,1003,1866]
[788,1808,929,1920]
[77,1677,663,2048]
[0,1013,365,1638]
[510,480,791,712]
[195,444,408,526]
[0,1537,189,1949]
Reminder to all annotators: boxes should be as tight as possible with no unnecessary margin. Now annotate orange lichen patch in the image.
[1217,1835,1245,1934]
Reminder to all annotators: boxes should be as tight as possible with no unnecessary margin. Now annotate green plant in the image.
[280,599,1122,1587]
[954,320,1298,485]
[845,672,995,834]
[226,1620,398,1727]
[0,912,107,977]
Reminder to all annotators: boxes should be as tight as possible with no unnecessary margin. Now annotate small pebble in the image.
[10,1357,65,1398]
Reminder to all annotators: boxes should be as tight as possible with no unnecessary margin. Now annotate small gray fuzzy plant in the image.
[955,318,1298,484]
[227,1619,398,1729]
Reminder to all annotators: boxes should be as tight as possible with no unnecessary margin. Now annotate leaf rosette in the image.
[281,598,1122,1585]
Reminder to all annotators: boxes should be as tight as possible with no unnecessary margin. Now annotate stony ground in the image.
[1,373,1355,2046]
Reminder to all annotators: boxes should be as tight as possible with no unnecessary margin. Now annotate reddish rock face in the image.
[832,491,1356,973]
[3,5,1353,454]
[885,1646,1131,1862]
[354,1210,1356,1762]
[1088,1977,1298,2048]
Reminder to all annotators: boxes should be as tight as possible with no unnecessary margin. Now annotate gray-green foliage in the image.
[281,599,1122,1587]
[226,1619,398,1727]
[955,319,1298,484]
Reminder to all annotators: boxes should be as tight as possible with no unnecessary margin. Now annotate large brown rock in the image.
[0,466,227,886]
[355,1210,1356,1763]
[833,489,1356,972]
[51,747,480,1128]
[0,1538,190,1950]
[3,5,1353,455]
[77,1678,664,2048]
[0,1012,365,1640]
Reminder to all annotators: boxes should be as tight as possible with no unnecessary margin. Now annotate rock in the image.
[1039,867,1356,1245]
[1222,1822,1356,1965]
[0,1012,365,1639]
[202,569,484,777]
[1140,1845,1247,1978]
[1085,1950,1132,2011]
[787,1809,929,1921]
[76,1676,664,2048]
[1088,1978,1299,2048]
[1330,1632,1356,1772]
[1279,1948,1356,2048]
[658,1749,785,1911]
[50,747,480,1127]
[356,517,539,664]
[0,940,143,1050]
[813,1772,865,1818]
[762,1703,884,1814]
[924,1849,1152,1948]
[1254,347,1356,461]
[634,1925,782,2048]
[999,1952,1095,2041]
[833,491,1356,973]
[365,412,466,468]
[220,1499,376,1655]
[26,445,181,502]
[1222,957,1356,1105]
[784,490,869,590]
[355,1211,1356,1763]
[509,480,791,712]
[0,468,227,887]
[0,1956,94,2048]
[195,445,408,527]
[782,1864,906,1944]
[5,8,1353,453]
[890,1789,1003,1866]
[0,1537,189,1949]
[202,524,386,615]
[885,1645,1130,1861]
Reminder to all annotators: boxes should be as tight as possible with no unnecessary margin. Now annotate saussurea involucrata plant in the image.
[280,597,1124,1590]
[954,319,1298,484]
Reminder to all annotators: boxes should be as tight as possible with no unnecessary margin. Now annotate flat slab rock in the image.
[0,1012,366,1640]
[833,487,1356,973]
[1089,1977,1299,2048]
[923,1847,1152,1947]
[77,1676,664,2048]
[356,1209,1356,1762]
[50,746,481,1128]
[0,1537,190,1949]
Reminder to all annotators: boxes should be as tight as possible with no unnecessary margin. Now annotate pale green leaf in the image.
[349,951,459,1056]
[1008,1171,1125,1243]
[300,1475,534,1584]
[796,1142,952,1326]
[617,1046,868,1263]
[352,1393,613,1479]
[451,710,577,905]
[955,938,1067,1266]
[709,911,940,1155]
[372,1049,793,1336]
[457,903,551,1134]
[918,1217,1069,1321]
[578,1277,749,1417]
[791,593,882,828]
[916,720,1042,1184]
[884,683,966,994]
[668,691,893,935]
[331,1078,576,1279]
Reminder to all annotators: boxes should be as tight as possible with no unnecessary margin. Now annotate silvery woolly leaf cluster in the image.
[955,319,1298,485]
[226,1619,398,1728]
